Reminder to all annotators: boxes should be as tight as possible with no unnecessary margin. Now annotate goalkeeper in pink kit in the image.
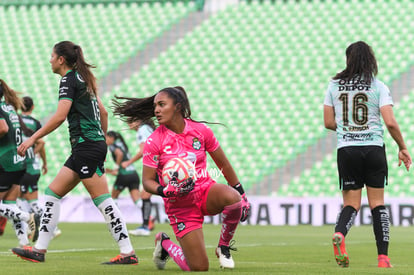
[113,86,250,271]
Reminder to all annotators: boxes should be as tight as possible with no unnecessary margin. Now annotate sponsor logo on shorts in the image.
[80,166,89,174]
[343,181,355,186]
[177,222,186,232]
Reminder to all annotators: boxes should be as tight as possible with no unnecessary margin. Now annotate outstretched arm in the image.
[106,148,123,175]
[17,99,71,156]
[33,138,45,154]
[122,142,144,168]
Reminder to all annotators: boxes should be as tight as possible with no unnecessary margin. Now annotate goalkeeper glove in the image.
[157,173,195,197]
[232,182,251,222]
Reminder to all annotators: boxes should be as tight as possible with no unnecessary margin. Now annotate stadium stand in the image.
[2,0,413,196]
[280,90,414,198]
[101,0,414,194]
[0,1,197,193]
[0,1,196,117]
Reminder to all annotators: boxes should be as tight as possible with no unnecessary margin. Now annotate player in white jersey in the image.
[324,41,412,268]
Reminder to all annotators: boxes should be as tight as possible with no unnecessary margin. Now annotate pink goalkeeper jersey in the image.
[143,118,220,188]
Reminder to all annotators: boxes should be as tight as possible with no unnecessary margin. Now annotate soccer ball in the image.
[162,157,196,186]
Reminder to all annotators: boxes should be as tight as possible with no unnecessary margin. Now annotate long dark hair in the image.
[0,79,23,111]
[22,96,34,112]
[112,94,156,125]
[0,79,33,137]
[333,41,378,85]
[107,130,129,152]
[142,118,156,131]
[112,86,222,126]
[53,41,97,96]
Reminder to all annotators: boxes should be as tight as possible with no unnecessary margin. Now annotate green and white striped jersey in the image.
[22,114,42,175]
[0,101,25,172]
[109,140,136,175]
[58,70,105,148]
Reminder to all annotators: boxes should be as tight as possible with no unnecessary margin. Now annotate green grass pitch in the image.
[0,223,412,274]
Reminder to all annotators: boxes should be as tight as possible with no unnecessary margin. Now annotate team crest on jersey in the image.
[192,138,201,150]
[1,104,14,113]
[153,155,159,162]
[177,222,186,232]
[76,72,85,83]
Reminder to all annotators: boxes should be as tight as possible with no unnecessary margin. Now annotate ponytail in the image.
[0,79,23,111]
[73,45,97,96]
[54,41,97,96]
[0,81,3,99]
[22,96,34,112]
[142,118,156,131]
[0,79,33,137]
[107,130,129,152]
[112,95,156,125]
[113,86,224,127]
[18,115,34,137]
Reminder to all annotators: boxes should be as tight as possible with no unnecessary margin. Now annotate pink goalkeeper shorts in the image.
[163,180,215,238]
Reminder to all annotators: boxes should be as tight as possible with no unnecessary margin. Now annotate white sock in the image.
[0,203,30,222]
[29,200,43,216]
[12,219,29,247]
[17,198,31,213]
[35,195,60,251]
[150,203,157,218]
[97,197,134,255]
[135,199,142,209]
[136,199,145,224]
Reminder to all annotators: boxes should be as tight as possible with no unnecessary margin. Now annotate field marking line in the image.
[0,240,384,256]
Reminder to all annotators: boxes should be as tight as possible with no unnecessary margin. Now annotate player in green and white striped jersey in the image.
[12,41,137,264]
[18,96,46,217]
[0,79,39,246]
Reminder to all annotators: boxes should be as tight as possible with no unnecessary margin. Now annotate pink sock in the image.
[219,201,242,247]
[162,239,190,271]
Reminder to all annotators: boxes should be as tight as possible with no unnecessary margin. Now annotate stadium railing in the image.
[0,0,204,10]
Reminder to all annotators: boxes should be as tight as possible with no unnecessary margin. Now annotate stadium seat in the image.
[3,0,414,195]
[0,1,196,195]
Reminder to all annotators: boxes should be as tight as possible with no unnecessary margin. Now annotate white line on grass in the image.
[0,240,376,256]
[1,243,278,256]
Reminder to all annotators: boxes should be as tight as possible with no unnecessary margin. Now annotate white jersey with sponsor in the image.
[324,77,393,149]
[136,124,153,144]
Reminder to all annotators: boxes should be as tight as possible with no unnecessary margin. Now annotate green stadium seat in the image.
[4,0,413,196]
